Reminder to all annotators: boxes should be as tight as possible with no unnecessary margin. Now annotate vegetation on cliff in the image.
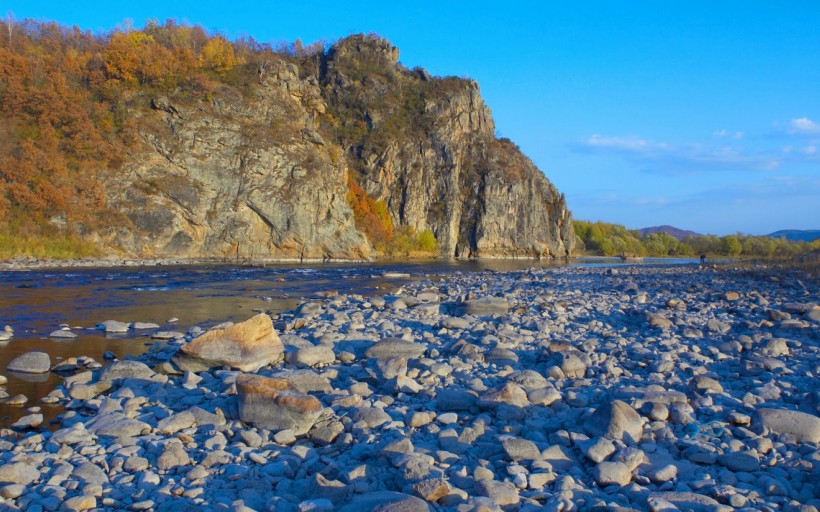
[575,220,819,259]
[0,18,570,259]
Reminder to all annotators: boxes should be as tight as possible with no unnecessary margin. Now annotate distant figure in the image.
[700,253,706,265]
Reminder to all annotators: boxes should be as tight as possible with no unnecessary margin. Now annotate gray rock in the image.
[10,413,42,429]
[350,406,391,428]
[339,491,430,512]
[365,338,427,359]
[236,374,323,435]
[579,437,616,463]
[0,462,39,485]
[157,441,191,470]
[72,461,108,486]
[648,492,727,512]
[49,329,78,338]
[98,360,155,381]
[584,400,644,444]
[440,317,471,330]
[6,351,51,374]
[454,297,510,317]
[474,479,519,506]
[99,320,130,333]
[501,437,542,462]
[85,412,150,437]
[286,345,335,367]
[754,408,820,443]
[718,451,759,472]
[156,411,196,434]
[593,461,632,487]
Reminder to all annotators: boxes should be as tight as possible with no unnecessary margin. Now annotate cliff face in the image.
[102,35,573,260]
[322,35,574,258]
[104,61,371,260]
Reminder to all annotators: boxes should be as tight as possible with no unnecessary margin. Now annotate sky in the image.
[4,1,819,235]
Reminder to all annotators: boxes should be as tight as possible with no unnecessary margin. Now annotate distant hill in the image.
[638,225,702,241]
[768,230,820,242]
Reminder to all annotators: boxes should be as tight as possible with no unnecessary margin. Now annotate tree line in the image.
[574,220,819,259]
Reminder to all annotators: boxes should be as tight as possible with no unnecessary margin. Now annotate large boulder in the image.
[172,314,284,372]
[584,400,644,444]
[236,374,323,435]
[6,351,50,374]
[754,408,820,443]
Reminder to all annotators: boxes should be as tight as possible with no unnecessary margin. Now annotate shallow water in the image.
[0,257,699,426]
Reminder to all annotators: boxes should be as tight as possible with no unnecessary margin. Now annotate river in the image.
[0,257,699,426]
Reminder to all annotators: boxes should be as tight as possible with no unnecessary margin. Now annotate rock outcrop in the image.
[101,35,574,259]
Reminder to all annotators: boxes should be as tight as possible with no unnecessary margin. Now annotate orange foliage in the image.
[346,174,393,247]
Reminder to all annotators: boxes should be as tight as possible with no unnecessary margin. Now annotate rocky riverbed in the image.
[0,264,817,511]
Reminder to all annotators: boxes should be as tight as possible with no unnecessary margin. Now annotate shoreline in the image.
[0,265,816,510]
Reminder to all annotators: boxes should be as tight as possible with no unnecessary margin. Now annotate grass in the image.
[0,232,101,260]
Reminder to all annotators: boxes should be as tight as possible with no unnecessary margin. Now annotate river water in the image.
[0,258,698,426]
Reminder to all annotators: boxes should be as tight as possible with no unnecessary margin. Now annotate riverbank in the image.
[0,265,817,511]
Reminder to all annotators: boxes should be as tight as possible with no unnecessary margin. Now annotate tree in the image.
[4,11,13,46]
[720,235,742,256]
[198,36,238,75]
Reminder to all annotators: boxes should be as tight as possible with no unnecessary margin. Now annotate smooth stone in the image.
[338,491,430,512]
[98,320,130,333]
[440,317,471,330]
[49,329,78,339]
[584,400,644,443]
[0,462,40,485]
[60,495,96,511]
[85,412,150,438]
[6,351,51,374]
[286,345,336,367]
[133,322,160,330]
[501,437,542,462]
[649,492,728,512]
[11,413,43,429]
[156,411,196,434]
[236,374,323,435]
[754,408,820,443]
[172,313,284,372]
[436,388,477,411]
[474,479,520,506]
[579,437,616,463]
[718,451,759,472]
[98,360,155,381]
[593,461,632,487]
[454,297,510,317]
[365,338,427,359]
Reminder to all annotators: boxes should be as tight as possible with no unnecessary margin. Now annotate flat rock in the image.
[365,338,427,359]
[172,313,284,372]
[593,461,632,487]
[49,329,78,338]
[584,400,643,444]
[474,479,519,506]
[454,297,510,317]
[440,317,471,330]
[648,492,727,512]
[286,345,335,367]
[339,491,430,512]
[10,413,42,429]
[6,351,51,374]
[0,462,39,485]
[156,411,196,434]
[99,320,130,333]
[501,437,542,462]
[85,412,150,438]
[718,451,759,472]
[754,408,820,443]
[98,360,155,381]
[236,374,323,435]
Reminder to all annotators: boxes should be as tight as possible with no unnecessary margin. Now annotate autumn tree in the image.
[198,36,239,74]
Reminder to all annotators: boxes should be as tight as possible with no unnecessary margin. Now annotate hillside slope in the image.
[0,23,574,259]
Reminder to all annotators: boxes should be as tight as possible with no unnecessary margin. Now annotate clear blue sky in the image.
[5,1,819,235]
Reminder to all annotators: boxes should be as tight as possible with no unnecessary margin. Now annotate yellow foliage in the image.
[198,36,239,74]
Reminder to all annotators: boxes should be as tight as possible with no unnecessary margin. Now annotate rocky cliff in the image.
[102,34,574,260]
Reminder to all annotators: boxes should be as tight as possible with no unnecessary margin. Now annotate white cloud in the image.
[713,130,744,139]
[802,144,818,155]
[786,117,820,135]
[574,134,780,173]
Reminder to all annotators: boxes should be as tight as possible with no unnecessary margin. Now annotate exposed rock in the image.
[454,298,510,316]
[593,461,632,487]
[103,34,573,259]
[172,313,284,372]
[754,408,820,443]
[338,491,429,512]
[0,463,39,485]
[365,338,427,359]
[98,360,155,381]
[235,374,323,435]
[584,400,643,443]
[6,351,51,374]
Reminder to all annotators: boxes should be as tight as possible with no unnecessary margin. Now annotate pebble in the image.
[0,265,814,512]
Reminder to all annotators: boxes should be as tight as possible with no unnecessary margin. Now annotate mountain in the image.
[767,230,820,242]
[637,225,702,241]
[0,25,574,260]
